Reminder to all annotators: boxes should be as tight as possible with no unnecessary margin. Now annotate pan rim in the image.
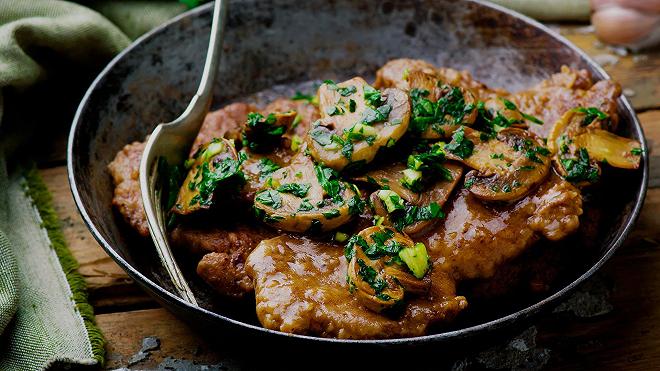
[67,0,649,345]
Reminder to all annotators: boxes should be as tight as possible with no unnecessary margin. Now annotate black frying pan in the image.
[67,0,648,357]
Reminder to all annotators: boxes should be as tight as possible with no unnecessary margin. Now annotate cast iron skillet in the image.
[68,0,648,349]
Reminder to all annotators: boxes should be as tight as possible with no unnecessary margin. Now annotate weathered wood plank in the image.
[559,25,660,111]
[639,110,660,187]
[98,308,241,369]
[38,166,156,312]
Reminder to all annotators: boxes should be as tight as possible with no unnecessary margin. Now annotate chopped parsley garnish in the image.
[291,91,318,106]
[347,195,365,216]
[325,105,345,116]
[345,234,369,261]
[242,112,287,152]
[499,98,543,125]
[356,259,388,294]
[573,107,609,126]
[277,183,311,198]
[188,156,245,207]
[322,209,341,219]
[255,189,282,209]
[403,143,452,192]
[364,85,384,107]
[314,164,343,203]
[390,202,444,231]
[464,178,475,189]
[444,126,474,159]
[561,148,600,183]
[408,86,474,135]
[337,85,357,97]
[361,104,392,125]
[257,158,280,180]
[298,199,314,212]
[631,148,644,156]
[349,99,357,112]
[309,125,333,146]
[490,153,504,160]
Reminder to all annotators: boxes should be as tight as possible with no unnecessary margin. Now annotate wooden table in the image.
[38,25,660,369]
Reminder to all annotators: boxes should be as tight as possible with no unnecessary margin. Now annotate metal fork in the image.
[139,0,227,305]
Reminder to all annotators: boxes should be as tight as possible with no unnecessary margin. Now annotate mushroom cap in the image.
[253,152,360,233]
[173,138,243,215]
[307,77,410,171]
[345,225,430,313]
[445,127,552,202]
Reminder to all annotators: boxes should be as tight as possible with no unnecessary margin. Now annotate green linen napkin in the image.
[0,1,187,369]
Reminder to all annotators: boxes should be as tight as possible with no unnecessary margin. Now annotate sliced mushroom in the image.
[573,129,641,169]
[444,127,551,202]
[306,77,410,171]
[173,138,244,215]
[356,162,463,235]
[345,225,431,312]
[253,152,360,233]
[548,109,641,185]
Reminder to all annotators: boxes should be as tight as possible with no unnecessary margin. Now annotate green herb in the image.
[398,242,430,279]
[631,148,644,156]
[444,126,474,159]
[335,231,349,243]
[190,157,245,207]
[363,85,383,107]
[257,158,280,180]
[361,105,391,125]
[357,259,388,293]
[518,165,536,171]
[408,86,474,135]
[309,125,333,146]
[322,209,341,219]
[292,91,318,106]
[298,199,314,212]
[325,105,345,116]
[345,234,369,261]
[336,85,357,97]
[243,112,287,152]
[376,293,392,301]
[314,164,343,202]
[290,135,303,152]
[158,157,183,226]
[291,91,319,106]
[347,195,365,216]
[501,98,517,110]
[349,99,356,113]
[490,153,504,160]
[390,202,444,231]
[521,112,544,125]
[499,98,543,125]
[561,148,599,183]
[464,178,475,189]
[277,183,311,198]
[377,190,405,213]
[573,107,609,126]
[255,189,282,209]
